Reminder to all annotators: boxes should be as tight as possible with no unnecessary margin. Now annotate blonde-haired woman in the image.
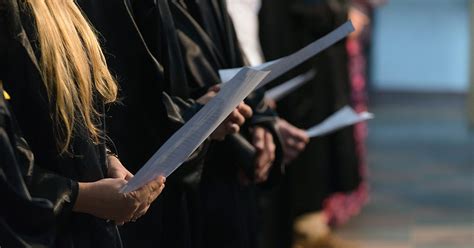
[0,0,164,247]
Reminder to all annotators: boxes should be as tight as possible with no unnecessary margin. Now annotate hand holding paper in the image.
[121,68,270,193]
[306,106,374,138]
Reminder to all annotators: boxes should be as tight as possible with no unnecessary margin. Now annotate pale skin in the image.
[265,99,310,165]
[73,156,165,225]
[198,86,277,183]
[250,120,309,183]
[276,118,309,165]
[348,6,370,39]
[72,87,253,225]
[197,85,253,140]
[201,87,305,182]
[252,126,276,183]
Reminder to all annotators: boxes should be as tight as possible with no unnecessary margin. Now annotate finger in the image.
[256,162,272,182]
[159,176,166,184]
[265,131,276,162]
[148,177,165,200]
[255,151,268,170]
[296,141,306,151]
[259,161,272,178]
[133,177,161,200]
[294,129,310,143]
[208,85,221,93]
[151,181,165,200]
[237,103,253,118]
[132,205,149,221]
[147,178,163,196]
[252,127,265,151]
[125,172,134,181]
[229,110,245,126]
[286,124,309,143]
[226,122,240,134]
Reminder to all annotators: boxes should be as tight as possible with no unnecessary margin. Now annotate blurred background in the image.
[336,0,474,247]
[250,0,474,247]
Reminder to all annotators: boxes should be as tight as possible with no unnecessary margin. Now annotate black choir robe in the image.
[259,0,361,246]
[76,0,211,247]
[0,0,121,247]
[0,81,56,248]
[133,1,285,247]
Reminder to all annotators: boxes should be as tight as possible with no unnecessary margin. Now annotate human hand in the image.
[211,102,253,140]
[277,119,309,164]
[252,126,276,183]
[74,176,165,225]
[107,156,133,181]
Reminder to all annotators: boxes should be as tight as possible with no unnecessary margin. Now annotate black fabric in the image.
[162,1,284,247]
[0,83,56,248]
[259,0,361,246]
[77,1,210,247]
[0,0,121,247]
[124,1,285,247]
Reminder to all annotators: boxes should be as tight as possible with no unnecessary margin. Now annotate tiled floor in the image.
[335,93,474,248]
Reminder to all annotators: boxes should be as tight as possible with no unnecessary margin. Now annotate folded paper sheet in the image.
[265,69,316,101]
[306,106,373,138]
[219,20,354,90]
[121,68,270,193]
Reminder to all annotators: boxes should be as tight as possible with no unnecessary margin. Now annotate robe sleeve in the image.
[0,8,79,242]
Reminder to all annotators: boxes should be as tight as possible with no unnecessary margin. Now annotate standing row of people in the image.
[0,0,371,247]
[0,0,302,247]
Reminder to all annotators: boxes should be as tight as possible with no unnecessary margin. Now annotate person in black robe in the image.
[0,80,56,247]
[1,1,165,247]
[259,0,361,246]
[132,1,294,247]
[76,1,253,247]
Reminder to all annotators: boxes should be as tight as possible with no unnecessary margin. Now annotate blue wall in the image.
[372,0,470,92]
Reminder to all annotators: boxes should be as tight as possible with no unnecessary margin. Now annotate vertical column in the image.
[469,0,474,127]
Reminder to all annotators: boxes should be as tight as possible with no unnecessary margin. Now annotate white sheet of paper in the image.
[121,68,270,193]
[306,106,374,138]
[265,69,316,101]
[218,20,354,90]
[219,59,280,83]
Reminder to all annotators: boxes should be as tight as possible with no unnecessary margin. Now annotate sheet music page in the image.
[121,68,270,193]
[218,21,354,89]
[219,59,280,84]
[306,106,374,138]
[265,69,316,101]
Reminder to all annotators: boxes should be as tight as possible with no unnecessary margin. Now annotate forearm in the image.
[72,182,95,214]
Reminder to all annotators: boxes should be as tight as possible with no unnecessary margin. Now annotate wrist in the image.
[73,182,95,214]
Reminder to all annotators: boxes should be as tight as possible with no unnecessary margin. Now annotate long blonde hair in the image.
[25,0,118,153]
